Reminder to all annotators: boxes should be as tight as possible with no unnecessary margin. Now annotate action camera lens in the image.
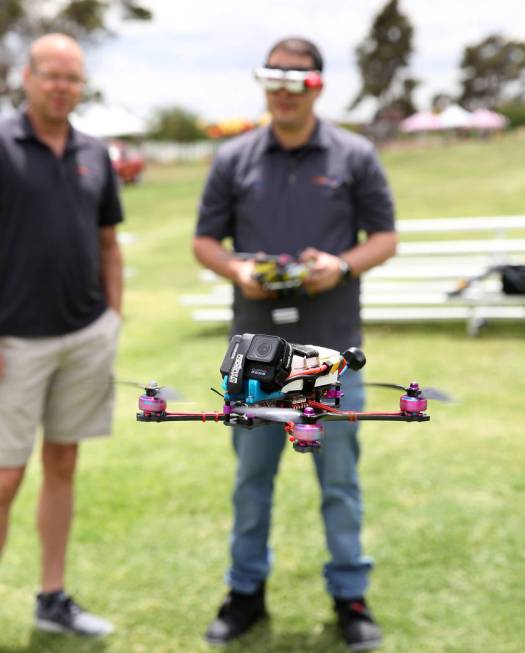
[256,342,272,357]
[247,335,280,363]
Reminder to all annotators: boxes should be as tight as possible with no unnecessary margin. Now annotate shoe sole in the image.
[35,619,74,635]
[205,635,229,646]
[204,614,269,646]
[347,637,383,652]
[35,618,114,637]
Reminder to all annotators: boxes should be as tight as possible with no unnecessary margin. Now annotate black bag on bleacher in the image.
[501,265,525,295]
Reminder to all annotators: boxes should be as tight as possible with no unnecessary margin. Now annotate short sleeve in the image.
[195,149,235,241]
[354,147,396,234]
[98,149,124,227]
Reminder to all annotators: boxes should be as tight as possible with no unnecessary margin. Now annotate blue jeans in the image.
[227,370,373,599]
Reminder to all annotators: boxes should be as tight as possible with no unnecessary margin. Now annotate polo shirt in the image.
[196,120,395,350]
[0,111,124,336]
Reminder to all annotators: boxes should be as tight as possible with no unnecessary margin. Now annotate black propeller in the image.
[364,382,454,403]
[119,380,181,401]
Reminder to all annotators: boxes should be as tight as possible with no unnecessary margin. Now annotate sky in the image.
[86,0,525,125]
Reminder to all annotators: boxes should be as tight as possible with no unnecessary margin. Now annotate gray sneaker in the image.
[35,591,114,637]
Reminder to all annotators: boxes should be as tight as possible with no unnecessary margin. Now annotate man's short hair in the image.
[265,37,324,72]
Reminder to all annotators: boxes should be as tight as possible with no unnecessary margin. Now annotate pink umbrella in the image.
[400,110,442,133]
[470,108,507,130]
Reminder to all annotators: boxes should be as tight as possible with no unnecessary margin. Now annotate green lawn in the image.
[1,135,524,653]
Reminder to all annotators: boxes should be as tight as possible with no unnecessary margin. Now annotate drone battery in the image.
[291,345,319,369]
[292,345,319,359]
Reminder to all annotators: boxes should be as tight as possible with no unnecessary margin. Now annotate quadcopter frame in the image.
[136,341,430,453]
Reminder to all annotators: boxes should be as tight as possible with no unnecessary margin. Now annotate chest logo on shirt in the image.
[77,164,91,177]
[311,175,341,189]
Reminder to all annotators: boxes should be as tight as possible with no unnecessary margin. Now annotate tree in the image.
[148,107,209,143]
[497,100,525,128]
[350,0,415,114]
[0,0,152,105]
[458,34,525,110]
[431,92,454,113]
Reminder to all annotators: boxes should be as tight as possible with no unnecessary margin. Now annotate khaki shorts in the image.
[0,309,121,467]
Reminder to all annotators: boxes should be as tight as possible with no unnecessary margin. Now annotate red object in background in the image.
[106,139,145,184]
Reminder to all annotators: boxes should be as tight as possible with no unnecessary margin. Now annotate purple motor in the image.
[400,383,427,413]
[138,394,167,414]
[293,422,324,442]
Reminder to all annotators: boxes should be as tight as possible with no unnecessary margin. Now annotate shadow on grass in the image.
[213,618,348,653]
[183,324,230,339]
[4,630,109,653]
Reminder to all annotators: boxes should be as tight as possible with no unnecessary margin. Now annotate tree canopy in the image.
[458,34,525,110]
[350,0,415,113]
[148,106,209,143]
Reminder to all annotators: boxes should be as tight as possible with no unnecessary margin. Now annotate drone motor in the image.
[138,381,167,414]
[399,382,428,413]
[286,407,324,453]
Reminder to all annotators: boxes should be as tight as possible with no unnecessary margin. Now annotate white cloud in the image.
[86,0,525,122]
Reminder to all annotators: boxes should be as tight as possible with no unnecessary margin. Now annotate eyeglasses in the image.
[32,69,86,88]
[253,67,323,94]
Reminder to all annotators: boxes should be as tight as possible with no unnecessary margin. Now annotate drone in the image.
[136,333,450,453]
[233,252,312,296]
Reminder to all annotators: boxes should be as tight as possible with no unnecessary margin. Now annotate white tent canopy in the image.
[437,105,473,129]
[71,104,147,138]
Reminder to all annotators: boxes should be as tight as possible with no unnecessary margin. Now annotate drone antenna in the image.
[210,387,224,398]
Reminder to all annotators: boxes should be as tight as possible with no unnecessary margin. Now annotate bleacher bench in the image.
[182,216,525,336]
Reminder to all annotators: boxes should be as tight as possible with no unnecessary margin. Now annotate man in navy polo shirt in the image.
[0,33,123,636]
[194,37,397,650]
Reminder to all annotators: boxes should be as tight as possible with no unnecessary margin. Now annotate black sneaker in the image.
[205,583,267,645]
[334,597,383,651]
[35,591,114,637]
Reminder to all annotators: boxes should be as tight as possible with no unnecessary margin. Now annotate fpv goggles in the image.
[254,67,323,94]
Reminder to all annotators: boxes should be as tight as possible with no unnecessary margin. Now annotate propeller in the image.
[232,405,304,423]
[119,380,181,401]
[364,382,454,403]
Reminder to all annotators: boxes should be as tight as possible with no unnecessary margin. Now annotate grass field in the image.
[1,135,524,653]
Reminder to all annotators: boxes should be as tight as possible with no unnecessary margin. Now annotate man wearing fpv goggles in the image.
[195,36,397,652]
[253,66,324,94]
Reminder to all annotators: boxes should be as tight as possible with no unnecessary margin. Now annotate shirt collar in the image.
[13,109,82,152]
[263,118,329,153]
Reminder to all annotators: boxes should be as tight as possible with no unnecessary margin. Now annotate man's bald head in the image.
[24,33,86,126]
[28,33,85,71]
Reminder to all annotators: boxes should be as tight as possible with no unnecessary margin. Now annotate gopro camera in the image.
[220,333,293,394]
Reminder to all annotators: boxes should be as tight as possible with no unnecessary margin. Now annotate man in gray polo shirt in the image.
[194,37,397,651]
[0,33,123,636]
